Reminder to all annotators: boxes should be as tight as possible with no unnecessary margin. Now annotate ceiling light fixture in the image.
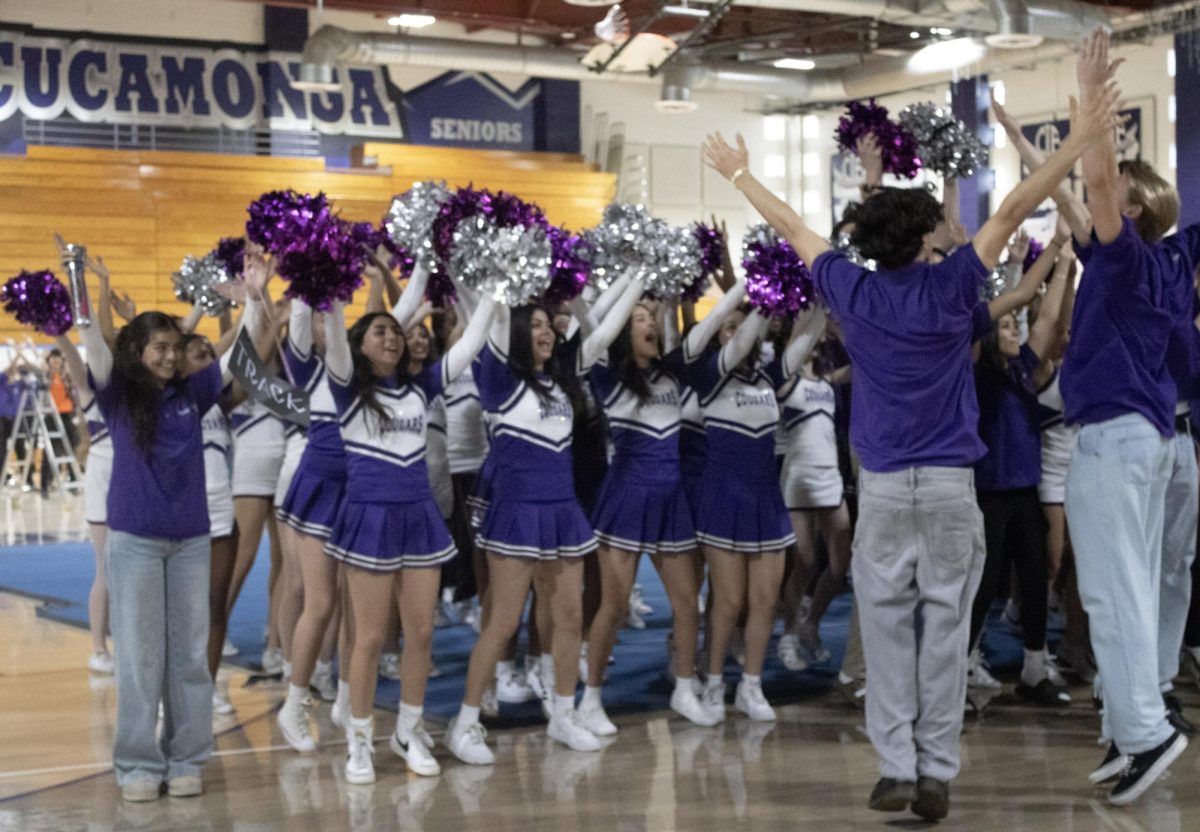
[907,37,985,73]
[773,58,816,71]
[387,14,436,28]
[663,4,711,18]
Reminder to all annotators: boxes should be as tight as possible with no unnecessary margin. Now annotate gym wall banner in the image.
[0,27,580,156]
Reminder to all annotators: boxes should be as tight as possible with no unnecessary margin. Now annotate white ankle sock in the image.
[705,675,723,690]
[496,659,516,677]
[398,702,422,734]
[315,659,331,676]
[742,673,761,687]
[348,714,372,737]
[1021,649,1047,687]
[553,694,575,718]
[457,704,481,728]
[282,659,293,680]
[285,683,307,708]
[674,676,695,694]
[581,686,603,709]
[335,679,350,707]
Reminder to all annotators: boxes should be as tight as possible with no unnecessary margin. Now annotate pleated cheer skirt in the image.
[692,469,795,555]
[590,474,697,555]
[476,498,597,561]
[324,498,456,572]
[276,467,346,540]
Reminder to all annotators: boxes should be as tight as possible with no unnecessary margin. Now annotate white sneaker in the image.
[378,652,401,681]
[447,717,494,766]
[734,679,776,722]
[548,709,602,752]
[344,725,375,785]
[261,647,284,675]
[671,685,722,727]
[776,634,808,672]
[464,601,481,633]
[481,685,499,719]
[212,691,234,716]
[578,700,618,736]
[702,682,727,723]
[277,697,317,753]
[496,668,536,704]
[222,638,239,657]
[311,666,337,703]
[389,722,440,776]
[631,585,653,616]
[88,651,114,675]
[625,606,647,630]
[968,649,1002,690]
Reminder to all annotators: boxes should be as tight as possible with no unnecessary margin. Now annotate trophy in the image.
[60,243,90,327]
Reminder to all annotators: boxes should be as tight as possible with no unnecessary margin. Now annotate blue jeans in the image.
[1066,413,1174,754]
[853,467,985,782]
[1159,431,1197,690]
[108,530,213,785]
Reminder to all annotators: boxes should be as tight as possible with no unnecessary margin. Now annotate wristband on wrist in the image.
[730,167,747,185]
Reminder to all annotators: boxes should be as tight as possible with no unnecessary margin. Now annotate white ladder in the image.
[2,375,83,497]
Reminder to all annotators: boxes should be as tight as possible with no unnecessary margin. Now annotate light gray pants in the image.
[1159,431,1197,691]
[108,530,213,786]
[853,467,985,782]
[1066,413,1174,755]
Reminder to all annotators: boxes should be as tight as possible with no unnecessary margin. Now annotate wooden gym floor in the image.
[1,590,1199,831]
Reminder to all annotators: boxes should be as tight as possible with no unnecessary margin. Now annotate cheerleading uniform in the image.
[202,403,235,537]
[230,398,286,498]
[474,339,597,561]
[778,375,842,510]
[691,337,795,554]
[1035,368,1073,505]
[274,424,308,507]
[587,360,695,555]
[82,397,113,525]
[426,395,453,519]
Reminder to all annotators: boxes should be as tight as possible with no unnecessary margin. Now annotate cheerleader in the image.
[684,286,795,722]
[321,276,497,785]
[445,301,602,766]
[774,306,850,671]
[275,260,429,754]
[76,258,267,802]
[704,76,1119,818]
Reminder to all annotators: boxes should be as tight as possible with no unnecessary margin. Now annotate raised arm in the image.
[579,276,646,371]
[703,132,831,267]
[53,335,91,406]
[1077,29,1126,244]
[322,301,351,383]
[88,255,117,348]
[443,295,498,382]
[77,312,113,390]
[780,306,827,379]
[718,308,770,376]
[660,300,680,354]
[364,260,387,315]
[287,298,314,362]
[683,281,746,362]
[987,233,1065,320]
[391,261,430,330]
[973,82,1123,268]
[1027,249,1072,359]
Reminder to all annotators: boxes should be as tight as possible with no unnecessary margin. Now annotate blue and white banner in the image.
[0,29,402,137]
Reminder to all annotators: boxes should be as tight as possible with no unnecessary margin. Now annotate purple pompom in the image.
[276,216,368,312]
[432,186,489,263]
[741,224,815,319]
[245,191,333,257]
[1,270,73,336]
[214,237,245,280]
[689,221,725,300]
[543,228,591,306]
[835,98,922,180]
[1023,238,1045,273]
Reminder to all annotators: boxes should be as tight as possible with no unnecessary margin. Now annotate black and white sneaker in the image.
[1088,742,1126,785]
[1163,693,1196,736]
[1108,732,1188,806]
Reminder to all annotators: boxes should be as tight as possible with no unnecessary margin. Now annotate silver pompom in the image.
[898,102,989,180]
[450,216,553,307]
[385,180,452,270]
[173,253,237,316]
[833,231,877,271]
[981,264,1007,301]
[582,203,664,290]
[642,225,707,300]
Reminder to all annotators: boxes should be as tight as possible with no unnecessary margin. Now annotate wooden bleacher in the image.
[0,144,616,343]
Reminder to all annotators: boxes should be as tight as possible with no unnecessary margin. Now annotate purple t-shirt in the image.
[92,363,222,539]
[0,376,21,419]
[811,245,988,473]
[1062,218,1200,435]
[974,343,1042,490]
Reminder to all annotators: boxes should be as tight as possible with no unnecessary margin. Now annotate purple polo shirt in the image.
[1062,219,1200,435]
[812,245,988,473]
[975,344,1042,490]
[92,363,222,539]
[0,376,20,419]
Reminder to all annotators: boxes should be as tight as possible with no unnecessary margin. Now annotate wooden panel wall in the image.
[0,144,616,343]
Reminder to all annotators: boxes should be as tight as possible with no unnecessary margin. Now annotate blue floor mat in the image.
[0,539,1037,721]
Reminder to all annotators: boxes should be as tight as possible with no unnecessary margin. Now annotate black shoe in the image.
[1108,732,1188,806]
[867,778,916,812]
[912,776,949,821]
[1163,693,1196,736]
[1088,742,1126,785]
[1016,678,1071,707]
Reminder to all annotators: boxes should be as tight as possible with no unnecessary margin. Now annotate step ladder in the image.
[2,372,83,497]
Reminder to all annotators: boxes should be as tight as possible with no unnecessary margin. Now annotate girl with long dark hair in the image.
[320,276,496,785]
[77,258,268,802]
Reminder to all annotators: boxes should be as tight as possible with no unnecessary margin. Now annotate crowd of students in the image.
[10,28,1198,821]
